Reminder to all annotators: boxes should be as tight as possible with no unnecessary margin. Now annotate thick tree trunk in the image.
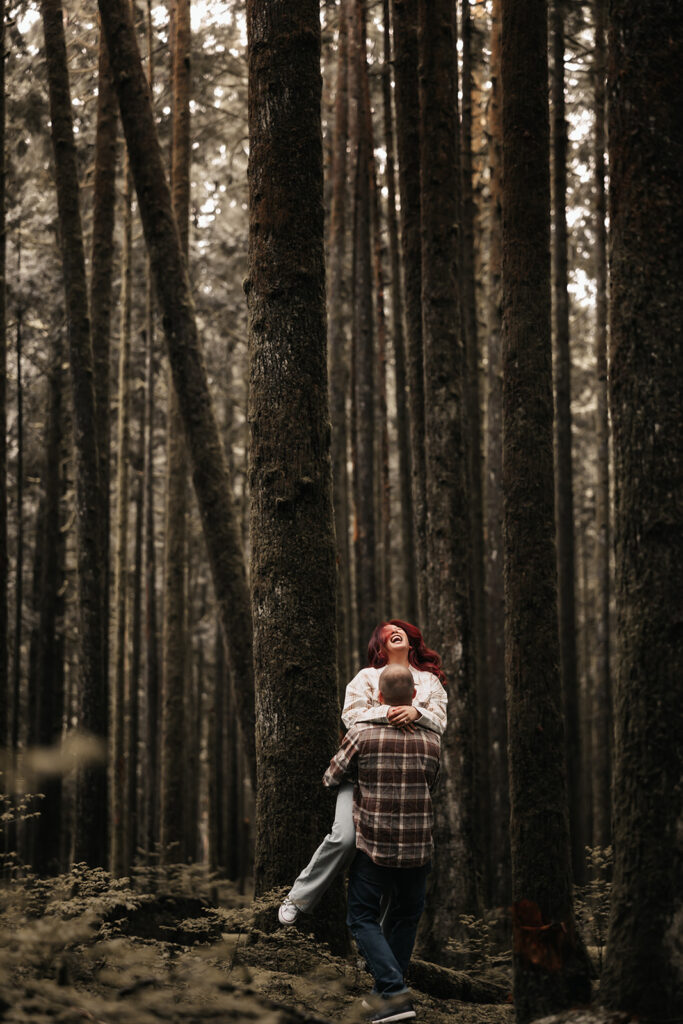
[417,0,479,952]
[551,0,583,884]
[350,0,378,656]
[161,0,191,864]
[30,337,66,875]
[112,160,133,876]
[382,0,415,621]
[590,0,611,852]
[461,0,489,902]
[246,0,341,936]
[41,0,108,868]
[391,0,427,624]
[327,3,352,689]
[600,2,683,1018]
[485,0,510,910]
[97,0,256,787]
[501,0,591,1017]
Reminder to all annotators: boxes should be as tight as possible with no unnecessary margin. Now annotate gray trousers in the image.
[289,781,356,911]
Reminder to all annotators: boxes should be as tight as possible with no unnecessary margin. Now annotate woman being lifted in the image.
[278,619,447,925]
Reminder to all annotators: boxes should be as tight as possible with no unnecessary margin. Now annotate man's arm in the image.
[322,727,361,788]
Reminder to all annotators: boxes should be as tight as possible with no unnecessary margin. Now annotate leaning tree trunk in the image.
[246,0,341,939]
[485,0,510,910]
[160,0,191,864]
[97,0,256,787]
[600,1,683,1018]
[391,0,427,624]
[416,0,479,954]
[41,0,108,868]
[590,0,611,852]
[500,0,591,1018]
[550,0,583,884]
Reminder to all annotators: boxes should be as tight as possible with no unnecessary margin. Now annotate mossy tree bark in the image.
[391,0,427,624]
[41,0,108,867]
[600,1,683,1017]
[501,0,590,1016]
[97,0,256,787]
[246,0,341,929]
[416,0,479,952]
[0,0,6,752]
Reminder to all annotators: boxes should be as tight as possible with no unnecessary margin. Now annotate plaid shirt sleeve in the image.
[322,727,361,788]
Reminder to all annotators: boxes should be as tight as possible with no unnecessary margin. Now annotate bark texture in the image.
[600,1,683,1017]
[97,0,256,786]
[0,0,6,751]
[246,0,341,929]
[501,0,590,1017]
[41,0,108,867]
[417,0,479,950]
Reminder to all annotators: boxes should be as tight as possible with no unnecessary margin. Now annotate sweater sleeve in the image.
[412,673,448,735]
[341,668,390,729]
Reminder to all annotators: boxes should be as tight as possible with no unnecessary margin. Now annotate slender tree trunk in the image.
[551,0,583,884]
[128,428,144,870]
[112,159,133,876]
[12,294,23,765]
[246,0,341,942]
[416,0,479,953]
[382,0,415,621]
[90,23,117,739]
[600,2,683,1017]
[391,0,426,624]
[349,0,378,656]
[160,0,191,863]
[485,0,510,910]
[0,0,7,754]
[41,0,107,867]
[327,2,352,689]
[31,335,66,875]
[97,0,256,787]
[461,0,489,901]
[501,0,591,1017]
[591,0,611,852]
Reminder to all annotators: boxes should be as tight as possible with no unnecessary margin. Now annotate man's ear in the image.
[412,688,417,698]
[379,692,386,704]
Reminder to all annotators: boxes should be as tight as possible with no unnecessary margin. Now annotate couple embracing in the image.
[278,621,446,1024]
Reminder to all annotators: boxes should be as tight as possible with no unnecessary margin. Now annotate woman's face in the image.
[381,624,410,657]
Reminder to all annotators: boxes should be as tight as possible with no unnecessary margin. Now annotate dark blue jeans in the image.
[347,850,430,997]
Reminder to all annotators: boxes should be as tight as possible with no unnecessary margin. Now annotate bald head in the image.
[379,665,414,706]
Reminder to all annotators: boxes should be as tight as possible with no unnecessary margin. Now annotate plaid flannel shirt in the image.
[323,722,441,867]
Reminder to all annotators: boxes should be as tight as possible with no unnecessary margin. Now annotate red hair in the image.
[366,619,447,685]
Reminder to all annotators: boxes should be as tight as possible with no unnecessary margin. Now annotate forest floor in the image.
[0,865,516,1024]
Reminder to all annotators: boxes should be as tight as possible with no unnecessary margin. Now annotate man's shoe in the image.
[277,898,300,925]
[369,1000,416,1024]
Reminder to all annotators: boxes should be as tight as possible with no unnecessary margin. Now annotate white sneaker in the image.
[277,897,300,925]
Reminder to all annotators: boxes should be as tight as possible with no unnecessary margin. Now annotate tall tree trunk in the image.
[12,292,23,766]
[350,0,378,656]
[391,0,427,624]
[127,427,144,870]
[590,0,611,852]
[461,0,489,901]
[485,0,510,910]
[327,2,352,689]
[501,0,591,1017]
[90,23,117,744]
[161,0,191,863]
[600,2,683,1017]
[0,0,7,755]
[246,0,341,940]
[97,0,256,787]
[112,159,133,876]
[31,335,66,875]
[382,0,415,621]
[550,0,582,884]
[417,0,479,952]
[41,0,107,867]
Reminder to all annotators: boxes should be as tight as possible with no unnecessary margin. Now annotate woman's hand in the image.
[387,705,420,732]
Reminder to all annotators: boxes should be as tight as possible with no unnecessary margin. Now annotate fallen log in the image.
[407,957,509,1003]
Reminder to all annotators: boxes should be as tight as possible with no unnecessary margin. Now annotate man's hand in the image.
[387,705,420,732]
